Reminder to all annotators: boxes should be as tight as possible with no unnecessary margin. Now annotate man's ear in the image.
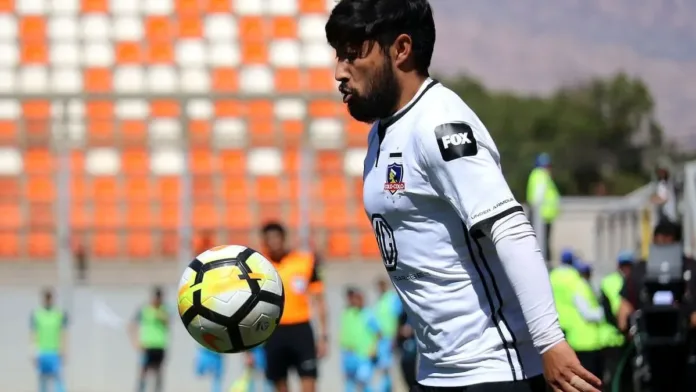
[392,34,413,68]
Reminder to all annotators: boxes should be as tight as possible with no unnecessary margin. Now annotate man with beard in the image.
[325,1,602,391]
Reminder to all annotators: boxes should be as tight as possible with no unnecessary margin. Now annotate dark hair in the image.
[653,220,681,241]
[325,0,436,75]
[261,221,286,238]
[153,286,163,298]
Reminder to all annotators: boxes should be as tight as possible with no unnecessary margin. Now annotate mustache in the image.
[338,84,354,95]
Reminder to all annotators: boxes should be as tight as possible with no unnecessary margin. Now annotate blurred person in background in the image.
[253,222,327,392]
[74,240,88,285]
[396,309,417,390]
[195,345,224,392]
[617,220,696,390]
[598,251,634,391]
[650,163,679,225]
[246,345,272,392]
[550,249,582,336]
[341,287,381,392]
[373,279,402,392]
[569,260,605,380]
[31,288,68,392]
[130,287,170,392]
[526,153,560,263]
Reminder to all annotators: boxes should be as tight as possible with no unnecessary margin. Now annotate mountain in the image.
[429,0,696,149]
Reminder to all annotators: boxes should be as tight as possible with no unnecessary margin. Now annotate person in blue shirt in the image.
[31,289,68,392]
[196,346,224,392]
[246,345,272,392]
[395,309,417,390]
[342,287,381,392]
[373,279,402,392]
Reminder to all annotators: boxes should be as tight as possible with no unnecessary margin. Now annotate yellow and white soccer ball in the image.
[177,245,284,353]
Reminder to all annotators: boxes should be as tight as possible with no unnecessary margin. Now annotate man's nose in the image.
[334,60,349,82]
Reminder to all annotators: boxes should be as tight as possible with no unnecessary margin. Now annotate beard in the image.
[345,59,401,124]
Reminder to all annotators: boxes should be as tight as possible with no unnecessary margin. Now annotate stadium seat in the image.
[219,150,246,175]
[126,203,153,229]
[120,120,148,144]
[188,120,211,146]
[325,231,351,258]
[28,203,53,229]
[257,202,284,225]
[314,175,349,202]
[0,232,19,257]
[93,203,122,229]
[192,176,215,201]
[221,175,250,202]
[0,203,22,229]
[26,176,54,203]
[0,121,17,144]
[24,148,53,174]
[159,203,180,229]
[253,176,283,203]
[359,231,380,258]
[122,149,149,174]
[0,177,21,200]
[92,176,121,201]
[93,231,120,257]
[155,176,180,202]
[321,202,357,230]
[314,151,342,174]
[280,120,303,147]
[70,203,91,230]
[28,231,55,258]
[70,176,89,201]
[192,204,220,229]
[127,232,153,258]
[160,231,178,257]
[190,149,216,175]
[224,204,252,230]
[124,177,151,201]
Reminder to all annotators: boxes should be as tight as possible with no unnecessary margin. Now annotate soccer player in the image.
[195,345,224,392]
[396,309,418,389]
[374,279,402,392]
[251,222,328,392]
[341,287,361,392]
[31,288,67,392]
[325,1,602,391]
[130,287,170,392]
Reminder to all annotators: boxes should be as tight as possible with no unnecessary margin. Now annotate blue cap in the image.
[560,249,575,265]
[536,153,551,167]
[617,250,635,265]
[574,260,592,274]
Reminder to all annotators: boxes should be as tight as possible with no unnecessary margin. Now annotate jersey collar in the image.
[379,77,439,130]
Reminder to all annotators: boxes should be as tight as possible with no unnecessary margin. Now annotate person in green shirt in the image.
[129,287,170,392]
[341,287,380,392]
[526,153,560,262]
[373,279,401,392]
[31,288,68,392]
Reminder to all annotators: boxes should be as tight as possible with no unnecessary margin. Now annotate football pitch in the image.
[0,262,407,392]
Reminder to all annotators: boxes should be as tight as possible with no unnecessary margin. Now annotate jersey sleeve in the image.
[308,253,324,294]
[414,122,523,233]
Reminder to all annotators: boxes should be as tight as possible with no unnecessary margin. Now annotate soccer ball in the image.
[177,245,285,353]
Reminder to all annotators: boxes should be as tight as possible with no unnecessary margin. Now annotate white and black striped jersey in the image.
[362,79,563,387]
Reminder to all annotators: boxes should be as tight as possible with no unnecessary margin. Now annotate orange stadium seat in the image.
[192,176,215,201]
[192,204,220,229]
[207,0,230,12]
[21,42,47,63]
[219,151,246,175]
[287,203,323,228]
[93,231,119,257]
[124,177,152,201]
[159,203,179,229]
[93,203,122,229]
[0,232,19,257]
[346,119,370,146]
[26,176,54,203]
[87,120,115,145]
[248,120,274,146]
[314,175,349,202]
[283,149,300,176]
[0,177,21,201]
[214,100,243,117]
[315,151,343,174]
[307,69,335,92]
[281,121,303,147]
[150,100,180,117]
[126,203,153,229]
[257,202,284,225]
[178,16,203,38]
[122,149,149,175]
[359,231,380,258]
[87,101,114,120]
[155,177,180,202]
[20,16,46,42]
[120,120,148,144]
[253,176,283,203]
[299,0,327,13]
[116,41,143,64]
[70,203,91,230]
[239,17,267,41]
[325,231,352,258]
[350,177,363,200]
[220,175,250,203]
[22,101,51,120]
[82,0,108,12]
[212,68,239,91]
[146,17,175,42]
[147,43,174,63]
[93,176,121,201]
[189,120,211,146]
[190,149,216,175]
[127,232,153,258]
[321,202,358,230]
[0,203,22,230]
[309,100,343,118]
[0,121,17,144]
[28,231,54,258]
[84,68,112,92]
[176,0,203,14]
[71,151,85,174]
[70,176,89,201]
[275,69,301,93]
[161,231,178,257]
[28,203,53,229]
[272,17,297,38]
[224,204,252,230]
